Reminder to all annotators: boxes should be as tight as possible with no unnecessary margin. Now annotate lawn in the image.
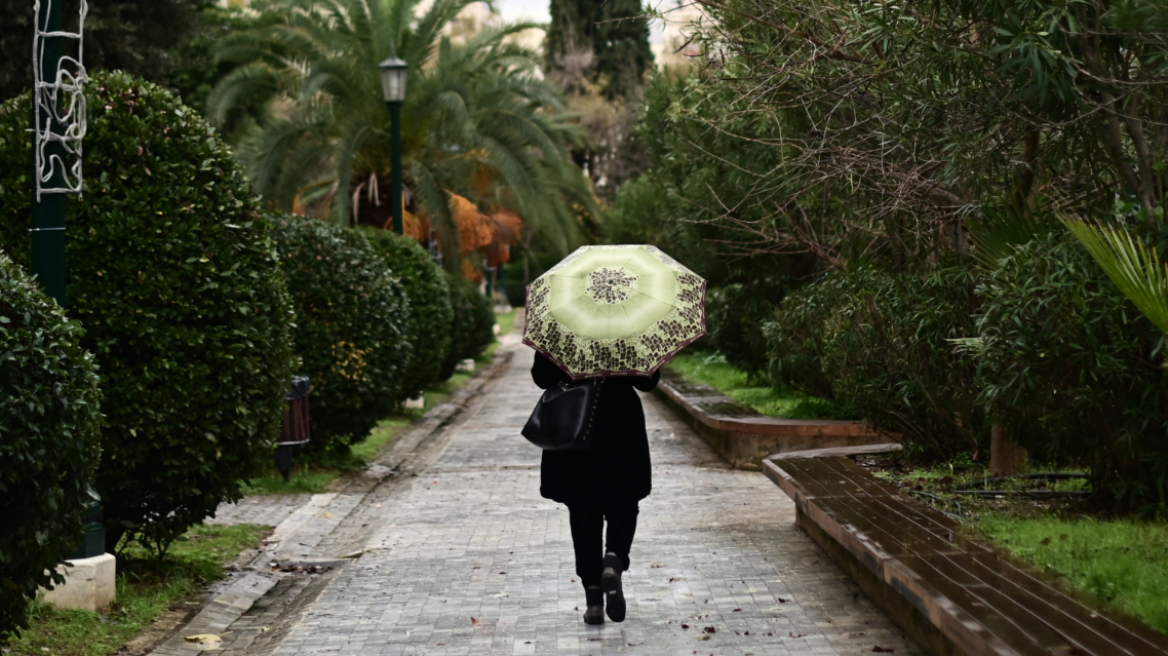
[666,350,856,420]
[7,524,268,656]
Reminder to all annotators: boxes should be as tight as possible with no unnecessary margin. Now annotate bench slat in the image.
[767,454,1168,656]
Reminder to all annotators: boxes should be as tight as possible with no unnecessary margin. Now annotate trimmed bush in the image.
[271,216,412,450]
[820,265,987,458]
[973,233,1168,511]
[0,250,102,642]
[0,71,296,555]
[440,274,495,381]
[360,228,453,396]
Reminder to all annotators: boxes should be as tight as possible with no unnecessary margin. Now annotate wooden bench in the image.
[764,452,1168,656]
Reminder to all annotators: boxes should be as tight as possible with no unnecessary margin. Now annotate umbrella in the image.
[523,245,707,379]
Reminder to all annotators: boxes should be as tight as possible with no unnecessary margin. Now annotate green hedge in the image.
[0,72,296,555]
[271,216,412,450]
[974,233,1168,510]
[360,228,453,396]
[0,250,102,642]
[440,274,495,381]
[764,270,877,400]
[706,280,784,379]
[818,266,987,458]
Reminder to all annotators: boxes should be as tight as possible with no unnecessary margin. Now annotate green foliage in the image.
[821,265,987,458]
[168,4,273,120]
[546,0,651,97]
[605,71,820,295]
[210,0,596,260]
[440,275,495,381]
[595,0,652,97]
[764,269,876,400]
[0,0,201,103]
[269,216,412,450]
[0,71,296,556]
[0,251,102,643]
[704,281,785,378]
[972,233,1168,511]
[979,514,1168,633]
[359,228,453,396]
[1063,217,1168,335]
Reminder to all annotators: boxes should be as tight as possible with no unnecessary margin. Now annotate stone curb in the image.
[653,368,890,469]
[147,571,281,656]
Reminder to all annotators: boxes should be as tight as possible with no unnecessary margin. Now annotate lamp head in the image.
[379,57,408,103]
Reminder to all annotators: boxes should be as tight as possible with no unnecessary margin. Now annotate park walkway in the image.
[207,338,918,656]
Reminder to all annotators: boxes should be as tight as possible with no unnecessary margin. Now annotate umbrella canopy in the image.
[523,245,707,379]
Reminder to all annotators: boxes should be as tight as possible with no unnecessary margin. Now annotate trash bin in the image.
[276,376,311,481]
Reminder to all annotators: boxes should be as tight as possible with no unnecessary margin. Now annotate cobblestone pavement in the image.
[247,345,919,656]
[208,494,312,528]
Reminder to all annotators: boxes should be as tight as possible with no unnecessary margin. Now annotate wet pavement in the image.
[197,339,919,656]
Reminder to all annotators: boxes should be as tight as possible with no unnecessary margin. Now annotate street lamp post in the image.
[33,0,68,306]
[379,57,408,235]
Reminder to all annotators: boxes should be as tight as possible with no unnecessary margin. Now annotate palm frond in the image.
[1063,217,1168,335]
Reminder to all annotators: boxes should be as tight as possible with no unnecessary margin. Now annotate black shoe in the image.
[602,553,626,622]
[583,586,604,625]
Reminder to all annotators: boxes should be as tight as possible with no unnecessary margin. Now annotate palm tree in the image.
[209,0,597,261]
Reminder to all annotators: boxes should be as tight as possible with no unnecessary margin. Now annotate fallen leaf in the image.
[703,627,716,633]
[872,647,895,653]
[681,623,690,629]
[789,632,805,638]
[471,617,482,626]
[183,634,222,646]
[732,608,742,612]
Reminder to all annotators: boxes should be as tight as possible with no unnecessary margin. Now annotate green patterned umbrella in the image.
[523,245,707,379]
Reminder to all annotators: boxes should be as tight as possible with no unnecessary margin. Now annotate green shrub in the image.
[764,269,875,400]
[973,233,1168,511]
[821,265,987,458]
[706,281,784,379]
[0,72,296,555]
[359,228,453,396]
[271,216,412,450]
[440,274,495,380]
[0,251,102,642]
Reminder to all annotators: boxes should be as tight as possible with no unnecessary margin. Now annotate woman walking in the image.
[520,244,707,625]
[531,351,660,624]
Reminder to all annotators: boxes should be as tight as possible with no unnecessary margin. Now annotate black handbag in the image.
[522,377,604,450]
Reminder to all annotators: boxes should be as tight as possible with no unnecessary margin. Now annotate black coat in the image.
[531,351,660,505]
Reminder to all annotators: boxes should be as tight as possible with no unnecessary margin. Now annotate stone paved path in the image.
[249,344,919,656]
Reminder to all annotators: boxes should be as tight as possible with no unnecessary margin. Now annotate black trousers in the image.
[567,500,639,589]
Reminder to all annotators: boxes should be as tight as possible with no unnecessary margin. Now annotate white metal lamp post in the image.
[379,57,408,235]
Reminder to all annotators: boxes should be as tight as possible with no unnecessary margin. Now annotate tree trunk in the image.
[991,423,1028,477]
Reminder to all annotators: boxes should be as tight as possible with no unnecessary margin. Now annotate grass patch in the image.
[7,524,267,656]
[977,514,1168,632]
[244,308,519,495]
[868,453,1168,634]
[667,351,856,420]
